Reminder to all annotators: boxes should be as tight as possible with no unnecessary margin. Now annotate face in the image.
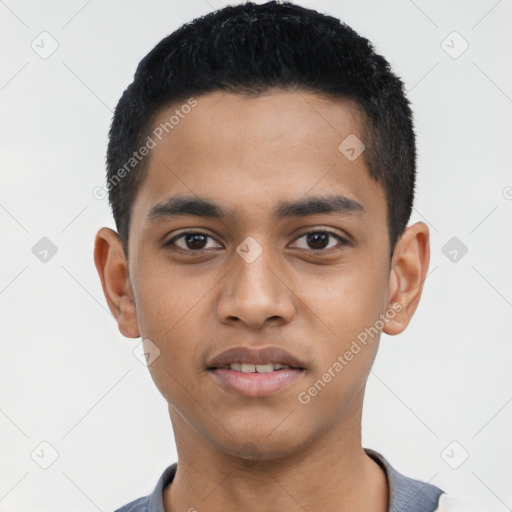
[119,90,397,460]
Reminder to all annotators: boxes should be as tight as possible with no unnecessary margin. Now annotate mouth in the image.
[206,346,306,397]
[216,362,300,373]
[206,345,306,371]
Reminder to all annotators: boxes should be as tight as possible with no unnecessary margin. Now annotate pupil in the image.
[308,232,328,250]
[186,234,207,249]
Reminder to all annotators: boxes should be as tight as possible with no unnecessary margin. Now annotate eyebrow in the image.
[147,194,366,223]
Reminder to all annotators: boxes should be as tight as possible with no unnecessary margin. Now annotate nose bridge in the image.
[235,241,278,295]
[217,236,295,328]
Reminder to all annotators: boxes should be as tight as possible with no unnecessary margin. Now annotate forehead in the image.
[130,90,386,231]
[152,89,365,161]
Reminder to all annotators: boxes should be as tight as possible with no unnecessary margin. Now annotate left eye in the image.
[292,230,347,251]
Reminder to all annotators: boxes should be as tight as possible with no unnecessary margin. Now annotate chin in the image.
[218,423,310,462]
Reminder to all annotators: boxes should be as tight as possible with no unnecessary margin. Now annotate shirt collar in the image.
[365,448,444,512]
[146,449,443,512]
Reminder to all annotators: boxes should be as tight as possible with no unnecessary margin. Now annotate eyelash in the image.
[164,229,349,254]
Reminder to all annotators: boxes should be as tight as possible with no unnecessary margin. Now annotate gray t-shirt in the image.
[113,448,445,512]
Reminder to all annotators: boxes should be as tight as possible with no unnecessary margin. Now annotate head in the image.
[95,1,429,463]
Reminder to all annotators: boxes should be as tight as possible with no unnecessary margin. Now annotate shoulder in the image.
[365,448,444,512]
[112,463,178,512]
[113,496,150,512]
[365,448,487,511]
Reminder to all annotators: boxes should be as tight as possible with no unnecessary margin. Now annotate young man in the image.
[94,2,458,511]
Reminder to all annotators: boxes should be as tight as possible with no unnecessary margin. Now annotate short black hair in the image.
[106,0,416,257]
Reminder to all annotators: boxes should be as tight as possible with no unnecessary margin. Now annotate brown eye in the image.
[165,232,221,251]
[182,233,208,250]
[292,230,347,252]
[306,232,329,250]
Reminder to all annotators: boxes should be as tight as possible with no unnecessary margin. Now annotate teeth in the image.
[228,363,291,372]
[255,363,274,373]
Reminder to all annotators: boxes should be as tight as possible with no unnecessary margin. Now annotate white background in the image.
[0,0,511,510]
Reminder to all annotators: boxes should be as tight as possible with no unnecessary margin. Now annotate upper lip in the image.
[206,346,306,370]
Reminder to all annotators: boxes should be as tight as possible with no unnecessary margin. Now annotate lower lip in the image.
[209,368,304,397]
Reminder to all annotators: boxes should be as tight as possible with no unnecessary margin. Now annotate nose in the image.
[216,242,296,330]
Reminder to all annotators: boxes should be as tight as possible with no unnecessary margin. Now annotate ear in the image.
[383,221,430,336]
[93,227,140,338]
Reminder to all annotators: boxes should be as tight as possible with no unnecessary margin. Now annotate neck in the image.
[163,397,388,512]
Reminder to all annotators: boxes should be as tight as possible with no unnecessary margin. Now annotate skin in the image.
[94,90,430,512]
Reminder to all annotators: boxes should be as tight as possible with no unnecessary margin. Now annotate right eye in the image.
[164,232,223,252]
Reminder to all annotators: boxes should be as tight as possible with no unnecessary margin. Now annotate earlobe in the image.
[93,227,140,338]
[383,222,430,336]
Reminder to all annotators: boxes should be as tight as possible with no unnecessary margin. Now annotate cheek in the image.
[292,256,388,409]
[131,274,207,396]
[132,251,206,337]
[296,260,389,342]
[141,326,206,415]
